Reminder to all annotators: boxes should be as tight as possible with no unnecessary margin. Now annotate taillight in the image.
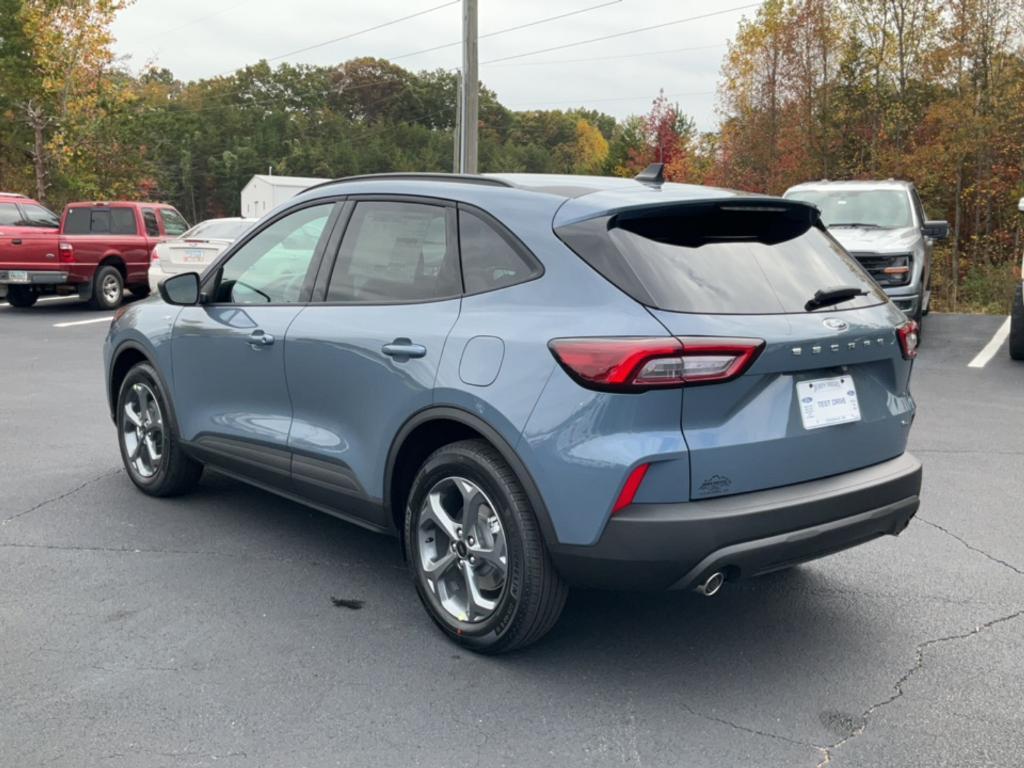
[897,320,919,359]
[58,241,74,263]
[150,248,159,261]
[548,336,764,391]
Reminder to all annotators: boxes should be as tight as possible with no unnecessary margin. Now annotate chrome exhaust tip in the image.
[695,571,725,597]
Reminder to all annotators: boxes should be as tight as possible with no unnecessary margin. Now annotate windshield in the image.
[183,219,252,240]
[786,188,914,229]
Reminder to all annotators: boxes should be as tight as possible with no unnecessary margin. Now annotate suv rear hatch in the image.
[555,198,916,500]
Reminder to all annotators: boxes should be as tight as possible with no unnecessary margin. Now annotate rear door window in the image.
[111,207,137,235]
[142,209,160,236]
[327,201,459,303]
[159,208,189,236]
[0,203,23,225]
[556,202,885,315]
[19,204,60,228]
[458,208,540,293]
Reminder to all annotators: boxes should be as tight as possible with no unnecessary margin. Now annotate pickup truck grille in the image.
[849,252,912,287]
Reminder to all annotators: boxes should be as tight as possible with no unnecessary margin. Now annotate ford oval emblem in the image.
[823,318,849,332]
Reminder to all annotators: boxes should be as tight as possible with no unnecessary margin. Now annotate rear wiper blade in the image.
[805,286,869,311]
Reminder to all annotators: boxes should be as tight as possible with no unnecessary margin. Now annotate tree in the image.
[16,0,134,202]
[572,119,609,174]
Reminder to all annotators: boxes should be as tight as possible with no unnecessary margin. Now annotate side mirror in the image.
[158,272,201,305]
[922,220,949,240]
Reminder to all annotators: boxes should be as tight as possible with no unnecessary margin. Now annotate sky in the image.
[110,0,763,132]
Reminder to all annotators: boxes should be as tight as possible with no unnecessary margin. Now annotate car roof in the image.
[297,172,786,229]
[785,179,915,194]
[65,201,178,208]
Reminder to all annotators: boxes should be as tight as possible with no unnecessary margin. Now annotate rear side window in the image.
[20,204,60,228]
[111,207,137,235]
[142,209,160,236]
[0,203,21,225]
[159,208,189,236]
[458,209,540,293]
[64,207,125,235]
[556,202,886,315]
[327,202,459,303]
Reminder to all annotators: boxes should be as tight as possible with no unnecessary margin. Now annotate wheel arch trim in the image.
[384,406,559,550]
[108,340,181,436]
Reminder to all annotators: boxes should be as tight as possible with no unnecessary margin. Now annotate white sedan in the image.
[148,217,257,292]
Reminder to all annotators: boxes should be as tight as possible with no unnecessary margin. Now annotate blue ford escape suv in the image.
[104,167,923,653]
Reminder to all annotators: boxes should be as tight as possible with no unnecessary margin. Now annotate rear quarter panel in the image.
[433,196,691,548]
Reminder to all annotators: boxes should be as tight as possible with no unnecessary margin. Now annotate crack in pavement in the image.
[675,701,820,753]
[915,517,1024,576]
[814,607,1024,767]
[1,467,122,525]
[812,517,1024,766]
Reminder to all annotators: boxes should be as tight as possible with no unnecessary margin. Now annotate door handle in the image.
[11,239,21,245]
[381,338,427,361]
[248,329,275,348]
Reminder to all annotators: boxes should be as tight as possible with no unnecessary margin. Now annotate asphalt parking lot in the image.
[2,298,1022,768]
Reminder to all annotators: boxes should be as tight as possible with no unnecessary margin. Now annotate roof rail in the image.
[303,172,515,193]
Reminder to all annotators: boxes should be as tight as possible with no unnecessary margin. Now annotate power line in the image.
[481,3,760,65]
[487,42,728,67]
[138,0,249,43]
[389,0,622,62]
[507,90,715,109]
[266,1,460,63]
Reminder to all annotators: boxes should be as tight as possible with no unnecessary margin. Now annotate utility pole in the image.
[458,0,478,173]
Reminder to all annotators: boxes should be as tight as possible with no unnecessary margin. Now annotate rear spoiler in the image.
[606,198,823,247]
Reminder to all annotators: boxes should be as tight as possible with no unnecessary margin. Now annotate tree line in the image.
[1,0,1022,311]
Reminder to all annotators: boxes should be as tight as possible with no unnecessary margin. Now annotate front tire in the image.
[90,265,124,310]
[116,363,202,496]
[6,285,37,308]
[405,439,567,653]
[1010,284,1024,361]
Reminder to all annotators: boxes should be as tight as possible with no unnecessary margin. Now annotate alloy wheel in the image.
[121,382,165,478]
[416,476,508,623]
[102,273,121,304]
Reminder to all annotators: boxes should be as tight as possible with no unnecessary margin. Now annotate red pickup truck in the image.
[0,194,190,309]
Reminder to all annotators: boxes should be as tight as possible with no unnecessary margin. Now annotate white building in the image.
[240,174,329,218]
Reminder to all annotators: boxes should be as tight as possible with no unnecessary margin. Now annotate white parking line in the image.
[53,316,113,328]
[967,316,1011,368]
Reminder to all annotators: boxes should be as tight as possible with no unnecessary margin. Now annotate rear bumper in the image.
[550,453,922,590]
[0,269,68,285]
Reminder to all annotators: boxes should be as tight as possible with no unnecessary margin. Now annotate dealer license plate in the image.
[797,376,861,430]
[7,270,28,283]
[182,249,204,263]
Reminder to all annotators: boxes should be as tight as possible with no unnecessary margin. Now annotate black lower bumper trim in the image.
[551,453,922,590]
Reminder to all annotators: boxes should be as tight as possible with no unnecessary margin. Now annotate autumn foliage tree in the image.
[715,0,1024,311]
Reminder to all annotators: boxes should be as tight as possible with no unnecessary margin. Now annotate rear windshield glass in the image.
[185,220,251,240]
[556,203,886,315]
[785,188,914,229]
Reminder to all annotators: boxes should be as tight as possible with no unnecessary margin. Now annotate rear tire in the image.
[6,285,37,308]
[90,265,124,310]
[116,362,202,496]
[1010,285,1024,361]
[405,439,567,654]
